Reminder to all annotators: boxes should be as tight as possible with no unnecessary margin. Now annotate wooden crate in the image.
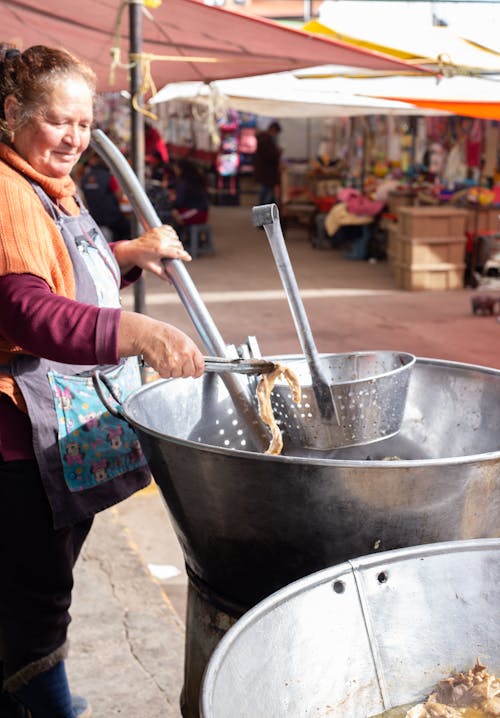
[387,191,416,217]
[398,207,468,239]
[465,206,500,235]
[394,262,465,291]
[399,235,467,265]
[385,222,400,271]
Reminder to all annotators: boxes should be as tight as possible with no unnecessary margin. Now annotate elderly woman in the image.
[0,44,205,717]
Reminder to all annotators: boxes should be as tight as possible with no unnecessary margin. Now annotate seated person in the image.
[171,158,209,227]
[79,150,131,241]
[145,152,176,226]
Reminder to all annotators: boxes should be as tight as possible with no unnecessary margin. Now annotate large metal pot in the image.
[123,356,500,608]
[200,538,500,717]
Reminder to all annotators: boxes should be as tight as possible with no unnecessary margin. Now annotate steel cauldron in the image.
[201,538,500,717]
[121,356,500,715]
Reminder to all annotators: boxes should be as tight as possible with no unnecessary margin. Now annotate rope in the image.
[109,0,220,119]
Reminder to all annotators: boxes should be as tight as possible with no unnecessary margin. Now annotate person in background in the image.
[145,151,176,226]
[0,43,204,718]
[253,120,282,206]
[171,157,209,228]
[79,149,131,242]
[145,121,169,165]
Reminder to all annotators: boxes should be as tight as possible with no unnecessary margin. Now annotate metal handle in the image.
[252,203,338,422]
[90,130,270,451]
[92,370,128,421]
[90,129,229,358]
[252,204,322,364]
[204,356,278,375]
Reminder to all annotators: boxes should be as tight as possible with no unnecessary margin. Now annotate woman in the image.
[0,44,204,717]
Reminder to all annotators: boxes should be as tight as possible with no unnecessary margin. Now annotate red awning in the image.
[1,0,431,93]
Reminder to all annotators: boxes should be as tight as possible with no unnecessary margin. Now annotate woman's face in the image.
[9,76,93,178]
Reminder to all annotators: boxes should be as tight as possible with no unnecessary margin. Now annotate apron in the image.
[10,180,150,529]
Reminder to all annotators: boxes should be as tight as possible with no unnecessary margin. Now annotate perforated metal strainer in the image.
[258,350,416,451]
[252,204,415,451]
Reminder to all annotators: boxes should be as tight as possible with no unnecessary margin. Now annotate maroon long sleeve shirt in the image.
[0,261,140,462]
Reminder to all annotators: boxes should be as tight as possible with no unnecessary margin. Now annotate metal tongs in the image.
[204,356,277,376]
[140,355,278,376]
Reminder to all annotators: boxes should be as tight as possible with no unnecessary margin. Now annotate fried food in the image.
[256,363,301,455]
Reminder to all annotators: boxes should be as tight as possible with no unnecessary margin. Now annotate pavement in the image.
[67,201,500,717]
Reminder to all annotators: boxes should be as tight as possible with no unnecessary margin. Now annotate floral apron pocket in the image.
[48,358,147,492]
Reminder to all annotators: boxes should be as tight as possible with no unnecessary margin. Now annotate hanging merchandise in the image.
[218,108,239,133]
[191,84,231,152]
[414,117,428,167]
[214,113,241,205]
[443,140,467,187]
[238,113,257,129]
[466,118,483,170]
[238,126,257,175]
[216,135,240,177]
[429,142,447,178]
[483,121,499,180]
[386,116,402,166]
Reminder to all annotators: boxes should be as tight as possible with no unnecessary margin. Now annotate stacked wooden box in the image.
[392,207,468,291]
[465,205,500,235]
[383,191,417,271]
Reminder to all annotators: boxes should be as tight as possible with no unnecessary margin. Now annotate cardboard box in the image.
[398,207,468,239]
[394,262,465,291]
[399,235,467,265]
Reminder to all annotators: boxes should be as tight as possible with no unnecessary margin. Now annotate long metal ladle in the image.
[252,203,338,422]
[90,129,270,450]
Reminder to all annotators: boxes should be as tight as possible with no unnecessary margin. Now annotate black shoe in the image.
[0,692,28,718]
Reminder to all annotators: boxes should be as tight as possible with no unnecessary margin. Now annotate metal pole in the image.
[303,0,312,21]
[129,0,146,315]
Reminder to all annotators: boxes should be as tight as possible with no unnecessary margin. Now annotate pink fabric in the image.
[337,188,384,217]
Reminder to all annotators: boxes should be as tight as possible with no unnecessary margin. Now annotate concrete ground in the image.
[67,203,500,717]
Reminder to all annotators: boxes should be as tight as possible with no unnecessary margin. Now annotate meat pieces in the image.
[256,362,301,455]
[406,661,500,717]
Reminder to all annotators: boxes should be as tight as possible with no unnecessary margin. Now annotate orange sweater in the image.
[0,142,80,408]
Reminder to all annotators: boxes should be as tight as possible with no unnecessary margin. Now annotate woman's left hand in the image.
[113,225,191,277]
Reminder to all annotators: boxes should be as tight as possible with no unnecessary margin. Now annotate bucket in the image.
[200,539,500,717]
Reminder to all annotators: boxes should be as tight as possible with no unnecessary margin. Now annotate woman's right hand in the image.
[118,311,205,379]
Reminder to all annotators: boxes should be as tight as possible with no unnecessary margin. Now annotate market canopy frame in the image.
[152,71,450,117]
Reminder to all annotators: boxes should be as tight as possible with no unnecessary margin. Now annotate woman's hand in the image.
[113,225,191,277]
[118,311,205,379]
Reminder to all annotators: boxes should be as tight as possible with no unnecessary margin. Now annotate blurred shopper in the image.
[254,120,282,206]
[171,157,209,227]
[145,151,176,226]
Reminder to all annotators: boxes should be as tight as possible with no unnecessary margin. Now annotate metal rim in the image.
[200,538,500,716]
[271,350,417,387]
[123,356,500,468]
